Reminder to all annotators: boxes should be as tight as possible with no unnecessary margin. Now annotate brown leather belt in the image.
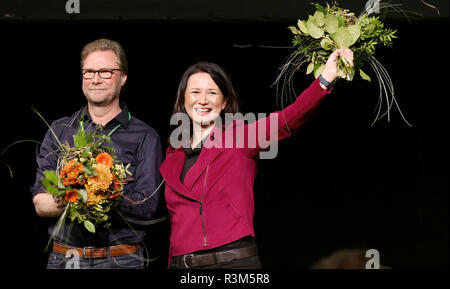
[171,245,258,268]
[53,243,141,259]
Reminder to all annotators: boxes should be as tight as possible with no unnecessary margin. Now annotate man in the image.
[31,39,163,269]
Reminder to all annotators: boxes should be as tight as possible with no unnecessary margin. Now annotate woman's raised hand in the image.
[321,48,354,84]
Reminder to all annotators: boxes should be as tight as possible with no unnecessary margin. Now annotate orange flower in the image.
[64,189,79,203]
[60,160,84,178]
[63,177,77,187]
[96,152,113,168]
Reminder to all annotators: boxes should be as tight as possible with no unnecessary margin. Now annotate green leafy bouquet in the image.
[274,2,411,126]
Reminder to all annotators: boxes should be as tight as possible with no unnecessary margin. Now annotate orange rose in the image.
[64,189,79,203]
[96,152,113,168]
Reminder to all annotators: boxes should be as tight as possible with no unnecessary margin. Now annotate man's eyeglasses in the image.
[82,68,121,79]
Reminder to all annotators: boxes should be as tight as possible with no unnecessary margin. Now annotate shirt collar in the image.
[114,102,130,127]
[81,102,130,128]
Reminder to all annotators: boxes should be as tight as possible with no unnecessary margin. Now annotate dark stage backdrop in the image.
[0,1,448,275]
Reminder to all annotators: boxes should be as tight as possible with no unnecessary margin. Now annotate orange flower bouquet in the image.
[41,118,131,234]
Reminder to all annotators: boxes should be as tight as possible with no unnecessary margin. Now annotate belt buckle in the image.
[82,246,97,258]
[183,253,194,268]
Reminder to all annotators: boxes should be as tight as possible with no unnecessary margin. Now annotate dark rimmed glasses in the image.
[82,68,121,79]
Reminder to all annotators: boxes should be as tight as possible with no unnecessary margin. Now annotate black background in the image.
[0,0,448,277]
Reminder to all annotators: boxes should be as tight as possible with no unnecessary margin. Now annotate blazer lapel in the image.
[160,148,200,201]
[183,147,222,191]
[183,126,223,191]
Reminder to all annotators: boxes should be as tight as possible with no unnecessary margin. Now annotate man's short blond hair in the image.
[80,39,128,75]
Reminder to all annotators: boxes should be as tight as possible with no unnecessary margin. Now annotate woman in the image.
[160,49,354,269]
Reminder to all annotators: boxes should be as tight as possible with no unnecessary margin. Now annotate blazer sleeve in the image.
[238,77,332,158]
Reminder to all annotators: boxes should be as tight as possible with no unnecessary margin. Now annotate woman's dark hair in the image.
[173,62,239,117]
[169,62,240,148]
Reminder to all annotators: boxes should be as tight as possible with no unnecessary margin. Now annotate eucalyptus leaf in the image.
[347,24,361,47]
[84,220,96,233]
[309,11,325,27]
[334,26,359,49]
[298,20,308,34]
[324,14,339,33]
[306,21,324,39]
[320,38,334,50]
[313,64,325,79]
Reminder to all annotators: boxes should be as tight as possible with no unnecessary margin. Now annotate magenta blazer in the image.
[160,78,331,261]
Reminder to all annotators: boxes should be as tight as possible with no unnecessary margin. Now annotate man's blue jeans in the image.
[46,246,145,269]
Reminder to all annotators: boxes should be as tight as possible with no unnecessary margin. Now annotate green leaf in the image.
[298,20,308,34]
[333,25,360,49]
[359,68,371,82]
[84,165,95,176]
[336,15,345,27]
[288,26,300,34]
[324,14,339,33]
[43,170,58,185]
[306,62,315,75]
[57,178,66,189]
[306,21,324,39]
[41,178,51,188]
[84,220,96,233]
[78,189,88,203]
[47,186,59,195]
[87,131,94,144]
[312,3,327,14]
[347,24,361,47]
[309,11,325,27]
[73,132,87,148]
[101,135,111,143]
[125,163,132,176]
[320,38,334,50]
[313,64,325,79]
